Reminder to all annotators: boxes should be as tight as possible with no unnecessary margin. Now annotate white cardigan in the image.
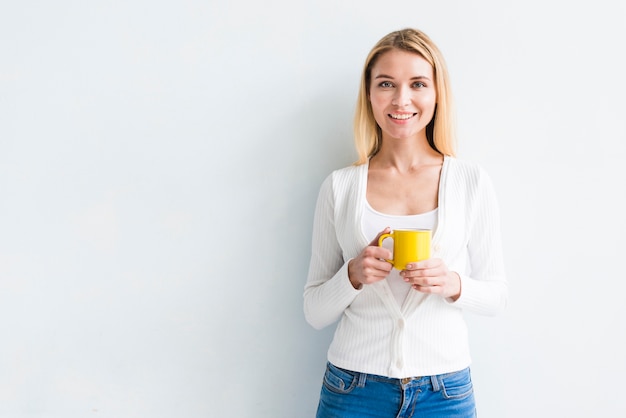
[303,156,508,378]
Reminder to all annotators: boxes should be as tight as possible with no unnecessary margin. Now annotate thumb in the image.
[369,227,391,247]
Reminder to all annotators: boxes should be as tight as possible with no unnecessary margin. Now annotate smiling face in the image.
[369,48,437,143]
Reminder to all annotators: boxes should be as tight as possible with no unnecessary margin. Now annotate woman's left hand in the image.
[400,258,461,301]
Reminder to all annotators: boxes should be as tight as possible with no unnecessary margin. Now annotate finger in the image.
[363,256,393,273]
[362,245,392,262]
[406,258,439,270]
[374,258,393,273]
[412,283,440,294]
[400,266,430,278]
[405,273,442,286]
[368,227,391,247]
[361,265,392,283]
[404,267,438,279]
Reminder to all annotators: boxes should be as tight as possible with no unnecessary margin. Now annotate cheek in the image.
[369,97,385,120]
[420,95,437,113]
[369,94,384,109]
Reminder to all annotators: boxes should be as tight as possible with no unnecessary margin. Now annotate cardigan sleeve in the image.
[450,166,508,315]
[303,174,362,330]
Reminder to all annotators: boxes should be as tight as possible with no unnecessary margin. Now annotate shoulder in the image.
[316,163,365,197]
[330,163,366,180]
[445,156,486,175]
[321,163,367,190]
[444,156,492,185]
[315,163,367,210]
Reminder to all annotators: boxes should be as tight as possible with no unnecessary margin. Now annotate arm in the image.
[453,168,508,315]
[303,175,361,330]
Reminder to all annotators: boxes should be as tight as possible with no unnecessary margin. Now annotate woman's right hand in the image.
[347,227,393,289]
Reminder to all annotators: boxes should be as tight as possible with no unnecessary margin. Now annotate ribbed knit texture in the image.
[303,156,508,378]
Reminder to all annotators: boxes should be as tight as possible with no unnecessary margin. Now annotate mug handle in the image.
[377,233,394,266]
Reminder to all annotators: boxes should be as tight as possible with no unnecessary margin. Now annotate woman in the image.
[303,28,508,417]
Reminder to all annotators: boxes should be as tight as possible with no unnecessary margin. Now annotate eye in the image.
[412,81,427,88]
[378,81,394,88]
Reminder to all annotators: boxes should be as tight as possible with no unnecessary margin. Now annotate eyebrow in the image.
[374,74,432,81]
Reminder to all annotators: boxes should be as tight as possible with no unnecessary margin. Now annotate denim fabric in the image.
[316,362,476,418]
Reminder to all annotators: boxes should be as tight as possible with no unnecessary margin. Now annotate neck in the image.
[372,136,442,172]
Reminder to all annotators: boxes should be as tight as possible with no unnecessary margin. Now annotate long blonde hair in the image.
[353,28,456,165]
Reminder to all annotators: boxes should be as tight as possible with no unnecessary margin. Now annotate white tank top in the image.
[362,201,438,306]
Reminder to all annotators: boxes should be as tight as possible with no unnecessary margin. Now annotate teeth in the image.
[390,113,413,120]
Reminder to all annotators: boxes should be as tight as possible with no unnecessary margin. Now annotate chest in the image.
[366,169,441,215]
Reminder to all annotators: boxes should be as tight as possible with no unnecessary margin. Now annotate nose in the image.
[392,85,411,107]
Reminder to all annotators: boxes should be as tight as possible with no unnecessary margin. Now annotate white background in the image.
[1,1,625,417]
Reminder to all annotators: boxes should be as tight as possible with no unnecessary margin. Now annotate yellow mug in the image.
[378,229,431,270]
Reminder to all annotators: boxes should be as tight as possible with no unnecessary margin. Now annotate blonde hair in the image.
[353,28,456,164]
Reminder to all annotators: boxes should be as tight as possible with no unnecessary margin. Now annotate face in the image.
[369,49,437,142]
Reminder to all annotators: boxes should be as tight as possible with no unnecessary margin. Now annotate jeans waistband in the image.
[330,362,467,391]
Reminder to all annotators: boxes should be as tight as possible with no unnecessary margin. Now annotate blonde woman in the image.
[304,28,508,417]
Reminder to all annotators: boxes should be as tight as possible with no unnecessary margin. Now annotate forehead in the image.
[371,49,434,78]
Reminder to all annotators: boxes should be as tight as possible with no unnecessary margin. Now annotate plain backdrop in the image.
[1,1,625,417]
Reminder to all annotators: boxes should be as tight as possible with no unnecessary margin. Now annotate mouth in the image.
[388,113,417,120]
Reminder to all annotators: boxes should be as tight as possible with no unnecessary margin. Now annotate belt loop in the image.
[357,372,367,388]
[430,375,441,392]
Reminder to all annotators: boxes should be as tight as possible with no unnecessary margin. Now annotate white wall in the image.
[1,1,625,417]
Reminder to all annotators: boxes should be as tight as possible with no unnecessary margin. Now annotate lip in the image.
[388,112,417,121]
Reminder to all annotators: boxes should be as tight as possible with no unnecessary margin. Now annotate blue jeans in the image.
[316,362,476,418]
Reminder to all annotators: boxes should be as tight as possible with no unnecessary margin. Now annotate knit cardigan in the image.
[303,156,508,378]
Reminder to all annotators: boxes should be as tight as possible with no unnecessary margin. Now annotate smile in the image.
[389,113,416,120]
